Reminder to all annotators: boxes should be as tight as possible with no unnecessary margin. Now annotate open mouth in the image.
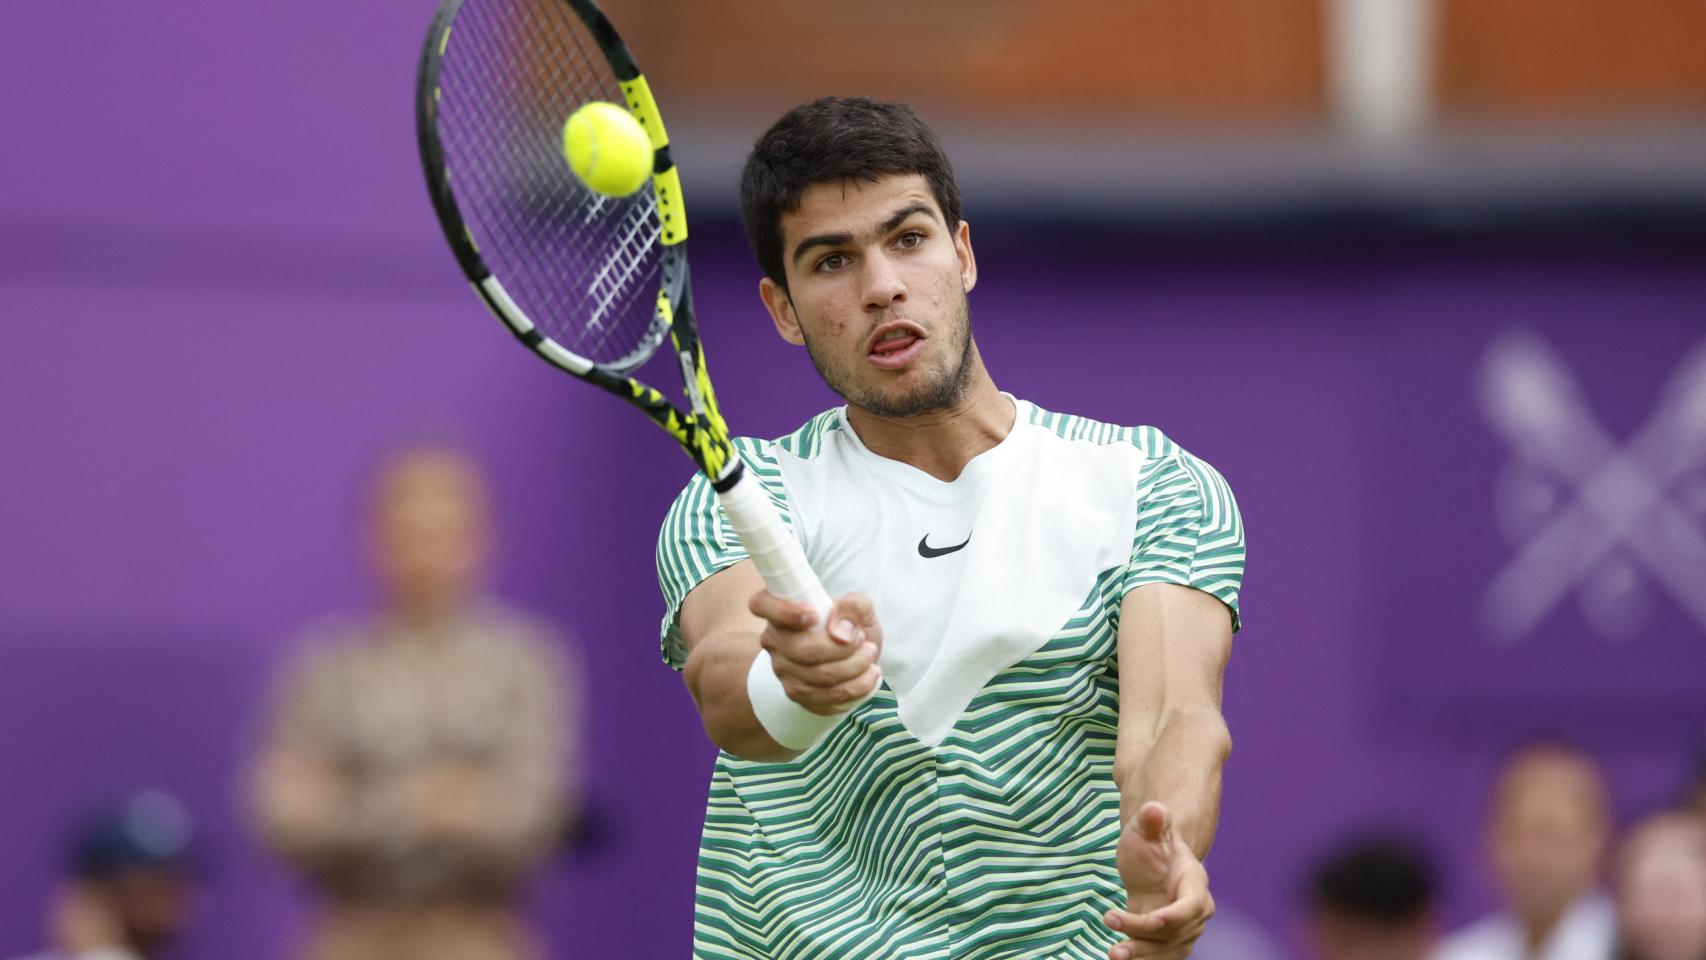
[866,322,926,370]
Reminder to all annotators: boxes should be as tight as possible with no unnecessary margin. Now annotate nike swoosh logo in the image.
[917,533,971,559]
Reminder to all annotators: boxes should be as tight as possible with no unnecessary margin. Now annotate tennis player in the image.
[657,97,1244,960]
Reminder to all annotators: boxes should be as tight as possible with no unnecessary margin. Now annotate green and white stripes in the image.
[656,403,1244,959]
[694,573,1126,959]
[1121,440,1245,630]
[1025,405,1245,629]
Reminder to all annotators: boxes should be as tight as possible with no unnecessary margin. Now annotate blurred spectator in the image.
[1306,832,1440,960]
[248,446,581,960]
[1612,809,1706,960]
[1434,743,1616,960]
[9,790,196,960]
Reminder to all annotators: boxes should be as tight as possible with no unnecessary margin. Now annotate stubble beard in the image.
[802,294,976,419]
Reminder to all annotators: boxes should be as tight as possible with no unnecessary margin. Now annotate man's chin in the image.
[849,376,965,419]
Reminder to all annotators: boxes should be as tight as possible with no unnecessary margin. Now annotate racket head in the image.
[415,0,829,651]
[416,0,685,377]
[416,0,737,482]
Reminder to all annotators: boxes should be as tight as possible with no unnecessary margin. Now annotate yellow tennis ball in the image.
[563,101,653,197]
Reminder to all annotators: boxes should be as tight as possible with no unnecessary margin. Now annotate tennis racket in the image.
[415,0,831,620]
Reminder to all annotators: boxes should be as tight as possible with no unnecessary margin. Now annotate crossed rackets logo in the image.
[1479,329,1706,642]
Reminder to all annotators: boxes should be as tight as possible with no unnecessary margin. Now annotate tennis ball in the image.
[563,101,653,197]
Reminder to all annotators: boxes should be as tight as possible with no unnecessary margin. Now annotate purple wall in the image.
[6,226,1704,958]
[4,2,1706,958]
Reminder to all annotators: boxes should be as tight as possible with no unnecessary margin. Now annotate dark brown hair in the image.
[739,96,962,290]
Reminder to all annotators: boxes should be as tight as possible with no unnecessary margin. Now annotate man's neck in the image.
[384,596,468,635]
[843,365,1014,483]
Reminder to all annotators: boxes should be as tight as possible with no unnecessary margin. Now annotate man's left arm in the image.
[1102,582,1235,960]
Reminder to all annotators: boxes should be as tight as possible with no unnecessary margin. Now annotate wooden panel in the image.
[602,0,1327,122]
[1438,0,1706,114]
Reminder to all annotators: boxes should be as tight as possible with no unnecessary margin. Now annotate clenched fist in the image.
[748,590,884,715]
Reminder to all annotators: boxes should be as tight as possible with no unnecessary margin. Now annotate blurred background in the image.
[2,0,1704,958]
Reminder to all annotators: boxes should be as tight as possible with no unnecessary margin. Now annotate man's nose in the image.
[861,252,907,311]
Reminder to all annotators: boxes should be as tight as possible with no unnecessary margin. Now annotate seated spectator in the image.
[1612,809,1706,960]
[1434,742,1616,960]
[10,790,196,960]
[249,446,581,960]
[1306,832,1440,960]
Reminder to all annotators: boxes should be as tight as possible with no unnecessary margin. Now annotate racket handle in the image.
[716,463,847,754]
[715,464,833,622]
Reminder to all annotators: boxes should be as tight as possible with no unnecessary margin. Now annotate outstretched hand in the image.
[1103,801,1213,960]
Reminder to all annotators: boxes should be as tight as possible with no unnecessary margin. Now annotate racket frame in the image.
[416,0,736,485]
[415,0,837,639]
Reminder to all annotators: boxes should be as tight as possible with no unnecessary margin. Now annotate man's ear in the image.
[760,276,806,346]
[955,220,977,295]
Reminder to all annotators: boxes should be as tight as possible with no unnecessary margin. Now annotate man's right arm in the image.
[679,560,882,762]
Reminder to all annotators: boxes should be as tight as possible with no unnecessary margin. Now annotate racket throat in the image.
[677,348,707,414]
[710,456,745,492]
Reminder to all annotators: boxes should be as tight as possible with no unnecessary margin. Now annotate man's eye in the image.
[897,231,924,249]
[817,254,848,272]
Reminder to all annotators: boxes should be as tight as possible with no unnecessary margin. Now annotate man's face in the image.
[1488,751,1610,924]
[370,450,491,616]
[759,174,978,418]
[1616,814,1706,960]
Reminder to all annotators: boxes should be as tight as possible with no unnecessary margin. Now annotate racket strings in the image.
[434,0,668,370]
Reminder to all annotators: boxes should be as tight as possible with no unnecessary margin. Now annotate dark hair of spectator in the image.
[739,96,963,291]
[1310,833,1439,924]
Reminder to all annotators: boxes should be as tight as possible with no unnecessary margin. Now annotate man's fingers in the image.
[748,590,817,631]
[1164,867,1211,915]
[751,589,865,666]
[1109,946,1193,960]
[1137,890,1212,931]
[834,592,879,627]
[752,588,886,710]
[824,592,878,646]
[1103,908,1207,959]
[780,663,881,714]
[1107,934,1201,960]
[1104,907,1185,937]
[773,641,879,687]
[1104,908,1164,935]
[763,627,869,666]
[1104,887,1212,938]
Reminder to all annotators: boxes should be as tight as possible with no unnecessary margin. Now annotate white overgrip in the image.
[715,466,831,618]
[716,466,850,753]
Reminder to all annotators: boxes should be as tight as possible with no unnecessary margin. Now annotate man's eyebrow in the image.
[790,230,854,268]
[879,202,936,235]
[789,202,939,268]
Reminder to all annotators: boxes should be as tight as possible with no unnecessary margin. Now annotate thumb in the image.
[827,593,874,646]
[1137,801,1171,845]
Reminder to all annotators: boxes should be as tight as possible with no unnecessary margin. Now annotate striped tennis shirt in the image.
[656,398,1245,960]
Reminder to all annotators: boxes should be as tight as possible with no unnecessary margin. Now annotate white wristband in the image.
[746,648,848,752]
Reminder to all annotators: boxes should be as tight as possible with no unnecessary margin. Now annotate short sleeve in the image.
[655,445,793,670]
[1123,451,1246,631]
